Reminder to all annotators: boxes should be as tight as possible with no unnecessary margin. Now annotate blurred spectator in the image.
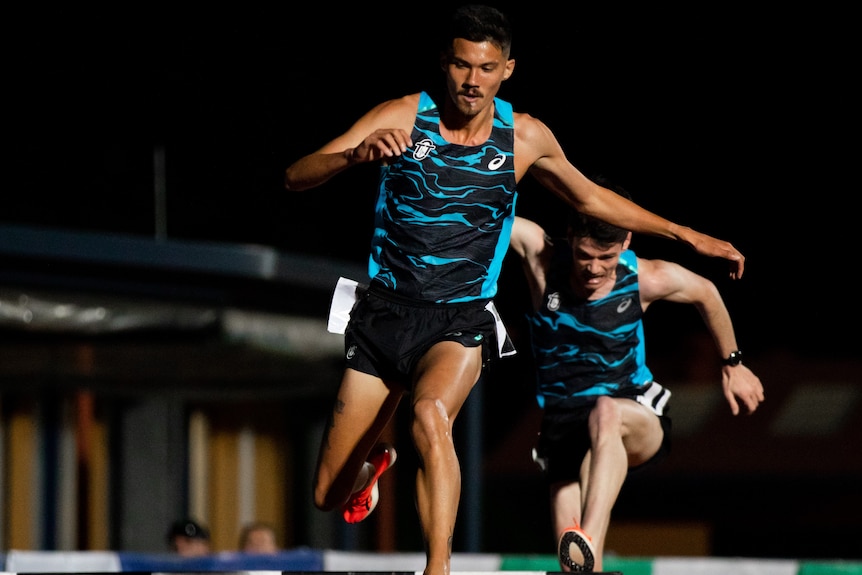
[238,521,279,554]
[167,518,211,557]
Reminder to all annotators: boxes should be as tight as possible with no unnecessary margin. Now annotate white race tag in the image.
[327,277,361,334]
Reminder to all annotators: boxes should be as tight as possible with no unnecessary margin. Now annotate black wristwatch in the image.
[722,350,743,366]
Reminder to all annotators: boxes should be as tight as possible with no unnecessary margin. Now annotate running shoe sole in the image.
[558,525,595,572]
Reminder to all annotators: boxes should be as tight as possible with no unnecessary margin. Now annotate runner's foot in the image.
[558,520,595,572]
[342,443,397,523]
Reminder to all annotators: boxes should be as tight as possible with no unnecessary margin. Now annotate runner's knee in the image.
[589,396,623,435]
[411,398,451,453]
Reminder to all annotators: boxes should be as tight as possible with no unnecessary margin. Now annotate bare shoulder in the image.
[512,215,546,241]
[511,215,553,306]
[513,111,562,175]
[374,93,421,113]
[637,257,672,283]
[513,111,551,143]
[323,93,420,151]
[637,257,706,303]
[635,257,668,304]
[365,93,421,132]
[512,215,551,258]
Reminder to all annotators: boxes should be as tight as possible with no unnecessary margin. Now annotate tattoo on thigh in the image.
[323,399,346,450]
[328,399,345,430]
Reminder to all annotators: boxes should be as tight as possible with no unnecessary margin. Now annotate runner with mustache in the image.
[285,6,746,575]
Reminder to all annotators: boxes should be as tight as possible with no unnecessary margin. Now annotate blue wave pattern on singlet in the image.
[528,248,655,410]
[368,91,517,303]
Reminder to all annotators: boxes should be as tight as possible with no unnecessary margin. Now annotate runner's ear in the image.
[503,58,515,80]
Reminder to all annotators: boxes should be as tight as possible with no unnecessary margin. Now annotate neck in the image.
[440,100,495,146]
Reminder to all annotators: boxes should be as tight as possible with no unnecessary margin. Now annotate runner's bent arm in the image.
[639,258,764,414]
[285,95,418,191]
[510,216,552,311]
[513,113,745,279]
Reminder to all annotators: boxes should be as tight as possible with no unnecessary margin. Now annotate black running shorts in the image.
[343,285,496,384]
[536,401,672,484]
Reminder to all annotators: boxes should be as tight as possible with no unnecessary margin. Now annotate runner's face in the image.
[442,38,513,118]
[570,237,625,291]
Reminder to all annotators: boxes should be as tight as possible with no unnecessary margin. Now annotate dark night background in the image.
[5,1,861,559]
[6,2,857,358]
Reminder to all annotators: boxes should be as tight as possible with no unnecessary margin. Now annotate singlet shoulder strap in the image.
[418,91,437,114]
[619,249,638,274]
[493,97,514,127]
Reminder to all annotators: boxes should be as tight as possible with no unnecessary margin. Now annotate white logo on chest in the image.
[488,153,506,170]
[412,138,436,160]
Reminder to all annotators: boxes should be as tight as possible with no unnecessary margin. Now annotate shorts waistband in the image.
[368,283,491,310]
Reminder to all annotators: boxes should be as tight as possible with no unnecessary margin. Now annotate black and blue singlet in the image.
[528,246,670,415]
[368,91,517,304]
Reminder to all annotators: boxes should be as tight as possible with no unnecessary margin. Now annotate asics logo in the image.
[488,153,506,170]
[617,298,632,313]
[346,345,357,360]
[412,138,436,160]
[546,292,560,311]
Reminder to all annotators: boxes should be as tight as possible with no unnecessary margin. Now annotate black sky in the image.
[6,3,857,358]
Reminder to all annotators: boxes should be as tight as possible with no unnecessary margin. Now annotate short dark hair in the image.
[445,4,512,57]
[567,177,632,246]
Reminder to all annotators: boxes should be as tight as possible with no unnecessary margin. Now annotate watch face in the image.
[726,351,742,366]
